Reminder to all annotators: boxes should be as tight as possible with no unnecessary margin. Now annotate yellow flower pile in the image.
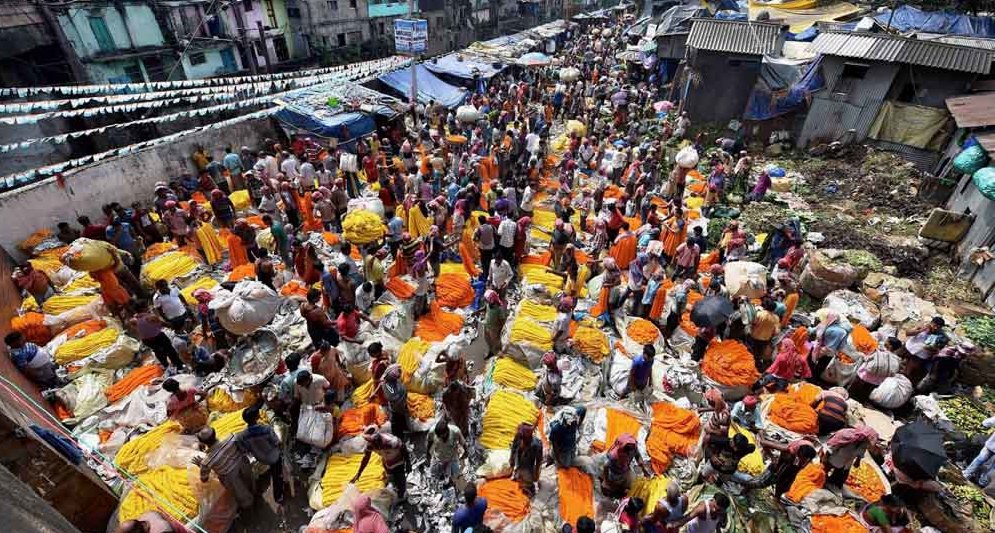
[62,274,99,293]
[54,327,119,365]
[408,392,435,420]
[574,326,609,362]
[480,389,538,450]
[206,387,257,414]
[42,293,100,315]
[180,277,219,304]
[398,338,431,383]
[320,453,386,507]
[352,380,375,407]
[517,300,557,322]
[522,269,565,291]
[730,423,764,475]
[115,421,182,476]
[342,210,385,244]
[628,476,671,517]
[492,357,538,391]
[118,466,198,522]
[141,251,199,284]
[210,408,267,440]
[509,319,553,351]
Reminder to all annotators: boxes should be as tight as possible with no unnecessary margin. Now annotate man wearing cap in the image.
[730,395,761,432]
[194,427,254,509]
[352,426,407,499]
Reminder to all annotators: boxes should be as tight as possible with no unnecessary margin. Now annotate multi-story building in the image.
[220,0,306,71]
[51,0,182,83]
[161,0,243,77]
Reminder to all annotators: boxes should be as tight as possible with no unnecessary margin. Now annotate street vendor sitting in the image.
[162,378,207,434]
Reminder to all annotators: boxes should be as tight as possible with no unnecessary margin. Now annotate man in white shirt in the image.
[497,216,517,264]
[294,370,330,406]
[488,255,514,296]
[520,181,535,216]
[300,158,316,184]
[426,420,465,485]
[152,279,189,331]
[280,152,299,178]
[263,153,279,179]
[355,282,375,314]
[525,130,541,156]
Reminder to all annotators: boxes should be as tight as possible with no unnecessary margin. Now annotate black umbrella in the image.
[690,296,735,328]
[892,420,947,480]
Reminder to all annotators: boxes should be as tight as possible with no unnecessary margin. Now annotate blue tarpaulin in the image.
[874,6,995,38]
[424,54,507,80]
[743,56,825,121]
[273,81,400,140]
[378,64,466,108]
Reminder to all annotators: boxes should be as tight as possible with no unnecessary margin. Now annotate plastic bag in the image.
[456,105,480,123]
[821,353,859,386]
[953,145,989,175]
[869,374,913,409]
[60,238,115,272]
[973,167,995,201]
[339,153,358,173]
[296,406,334,448]
[210,281,281,335]
[724,261,767,298]
[674,146,699,169]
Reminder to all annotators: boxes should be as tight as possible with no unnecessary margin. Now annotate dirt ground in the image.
[743,145,986,309]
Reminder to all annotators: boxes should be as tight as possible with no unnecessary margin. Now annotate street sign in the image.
[394,18,428,54]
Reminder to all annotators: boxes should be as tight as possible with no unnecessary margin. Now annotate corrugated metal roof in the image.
[811,31,994,74]
[915,33,995,52]
[686,19,784,56]
[946,93,995,128]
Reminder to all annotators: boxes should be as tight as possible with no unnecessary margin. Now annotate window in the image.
[88,16,115,52]
[347,30,362,44]
[143,56,167,81]
[337,33,346,46]
[189,51,207,65]
[835,62,869,96]
[273,35,289,61]
[254,40,266,57]
[243,0,254,10]
[123,63,143,83]
[349,0,357,8]
[328,0,338,9]
[378,22,385,34]
[287,7,301,17]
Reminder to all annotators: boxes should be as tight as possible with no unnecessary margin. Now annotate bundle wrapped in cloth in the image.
[209,280,282,335]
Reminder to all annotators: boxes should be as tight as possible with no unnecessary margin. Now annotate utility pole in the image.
[408,0,418,116]
[231,1,259,74]
[256,20,274,73]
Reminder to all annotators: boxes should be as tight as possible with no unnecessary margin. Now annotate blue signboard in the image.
[394,18,428,54]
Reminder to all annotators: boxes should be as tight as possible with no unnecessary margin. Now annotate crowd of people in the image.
[8,9,995,533]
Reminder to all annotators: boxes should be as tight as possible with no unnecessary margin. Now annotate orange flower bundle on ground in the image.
[11,312,52,345]
[646,402,701,473]
[702,340,760,386]
[143,242,178,261]
[407,392,435,420]
[336,404,387,439]
[592,408,643,452]
[627,318,661,344]
[697,250,720,273]
[811,514,869,533]
[768,394,819,434]
[227,263,256,281]
[105,365,165,403]
[788,382,823,406]
[479,478,531,522]
[791,326,811,358]
[321,232,341,246]
[385,277,415,299]
[62,318,107,339]
[435,273,475,308]
[522,251,552,266]
[845,460,886,502]
[414,302,464,342]
[785,463,826,503]
[851,324,878,354]
[279,280,310,298]
[680,312,698,336]
[557,467,594,526]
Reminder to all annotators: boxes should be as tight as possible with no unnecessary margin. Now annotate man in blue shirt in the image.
[223,146,244,190]
[626,345,655,399]
[106,218,142,277]
[730,395,761,431]
[452,484,487,533]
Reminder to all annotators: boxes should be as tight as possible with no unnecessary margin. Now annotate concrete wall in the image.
[57,2,164,59]
[182,46,242,79]
[0,116,280,260]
